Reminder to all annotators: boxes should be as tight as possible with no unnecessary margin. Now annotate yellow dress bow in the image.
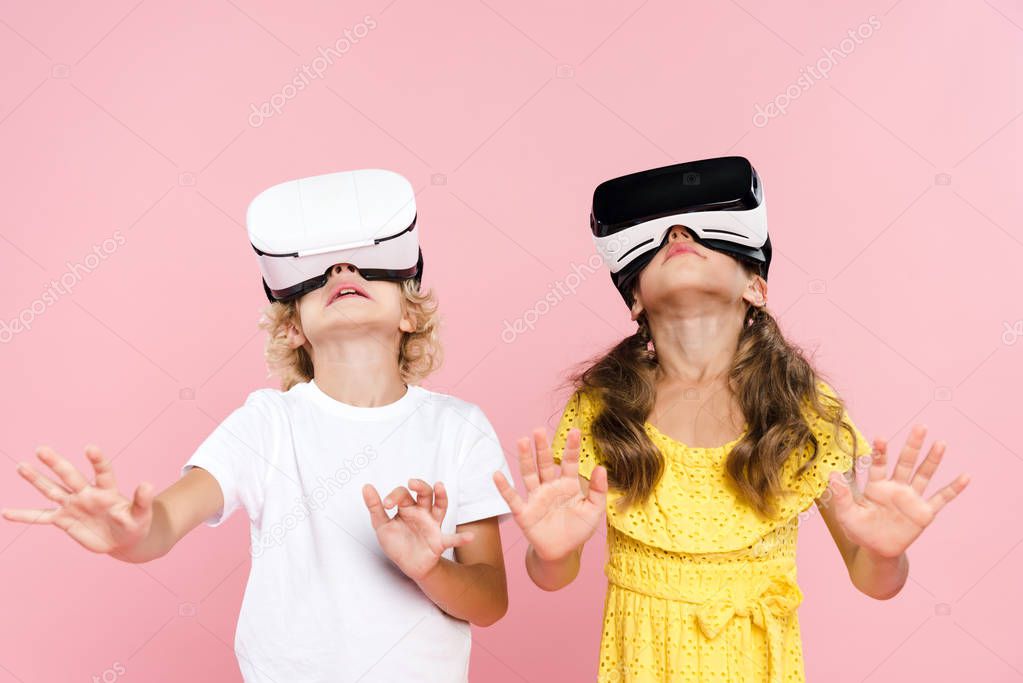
[695,574,804,683]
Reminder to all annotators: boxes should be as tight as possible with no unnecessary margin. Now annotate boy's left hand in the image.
[362,479,474,581]
[827,424,970,560]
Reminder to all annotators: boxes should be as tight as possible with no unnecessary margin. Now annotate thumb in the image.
[131,482,154,519]
[441,530,475,550]
[826,470,856,513]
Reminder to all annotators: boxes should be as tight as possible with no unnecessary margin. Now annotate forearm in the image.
[525,543,581,591]
[848,545,909,599]
[414,558,508,626]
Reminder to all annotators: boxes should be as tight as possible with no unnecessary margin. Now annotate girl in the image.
[494,158,970,682]
[3,170,513,682]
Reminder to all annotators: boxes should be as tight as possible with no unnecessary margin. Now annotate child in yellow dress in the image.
[493,157,970,682]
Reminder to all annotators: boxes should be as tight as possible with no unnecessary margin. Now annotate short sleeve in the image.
[550,390,601,480]
[788,380,873,507]
[455,405,514,526]
[180,389,281,527]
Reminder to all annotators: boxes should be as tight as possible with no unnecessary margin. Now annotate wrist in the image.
[109,542,145,563]
[856,544,905,565]
[529,541,577,565]
[409,555,445,585]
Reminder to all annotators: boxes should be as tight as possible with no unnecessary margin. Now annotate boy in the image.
[4,169,513,682]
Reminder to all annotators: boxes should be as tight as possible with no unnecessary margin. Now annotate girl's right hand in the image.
[493,428,609,562]
[1,445,154,556]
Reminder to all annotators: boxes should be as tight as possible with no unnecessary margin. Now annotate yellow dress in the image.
[551,380,872,683]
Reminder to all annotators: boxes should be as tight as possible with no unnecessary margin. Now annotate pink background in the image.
[2,0,1020,681]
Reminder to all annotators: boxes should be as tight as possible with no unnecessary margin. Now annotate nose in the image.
[668,226,693,241]
[329,263,359,277]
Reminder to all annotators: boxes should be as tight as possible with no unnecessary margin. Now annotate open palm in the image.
[494,428,609,562]
[362,479,473,581]
[827,424,970,559]
[1,445,154,555]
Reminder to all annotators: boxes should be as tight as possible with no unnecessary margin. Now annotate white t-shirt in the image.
[180,379,513,683]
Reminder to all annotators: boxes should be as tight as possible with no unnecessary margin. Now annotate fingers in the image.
[15,462,70,505]
[891,425,927,484]
[1,508,56,524]
[35,446,89,493]
[909,439,946,495]
[516,436,540,492]
[407,479,434,511]
[587,465,609,509]
[85,445,117,490]
[381,486,415,509]
[867,438,888,484]
[533,429,559,484]
[361,484,390,530]
[431,481,448,524]
[492,471,526,517]
[560,429,581,482]
[927,472,971,516]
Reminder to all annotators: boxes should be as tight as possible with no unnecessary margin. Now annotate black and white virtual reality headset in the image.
[590,156,772,307]
[247,168,423,303]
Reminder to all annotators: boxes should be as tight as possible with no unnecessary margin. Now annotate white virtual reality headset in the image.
[590,156,772,307]
[246,168,423,303]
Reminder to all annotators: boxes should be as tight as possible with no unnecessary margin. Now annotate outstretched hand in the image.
[1,445,154,555]
[827,424,970,559]
[493,427,608,562]
[362,479,473,581]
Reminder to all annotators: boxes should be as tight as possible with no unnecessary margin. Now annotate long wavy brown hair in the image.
[564,264,864,519]
[257,278,443,391]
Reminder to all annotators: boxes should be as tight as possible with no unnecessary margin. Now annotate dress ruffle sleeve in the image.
[550,390,601,480]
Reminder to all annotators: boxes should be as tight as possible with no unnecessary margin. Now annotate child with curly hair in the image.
[5,169,513,682]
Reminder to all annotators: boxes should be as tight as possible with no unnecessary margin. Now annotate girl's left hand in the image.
[827,424,970,559]
[362,479,474,581]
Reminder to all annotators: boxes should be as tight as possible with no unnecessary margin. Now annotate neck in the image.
[307,331,407,407]
[647,303,744,386]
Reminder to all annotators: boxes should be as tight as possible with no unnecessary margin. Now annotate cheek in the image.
[702,254,746,285]
[294,302,317,334]
[634,267,655,298]
[364,286,406,322]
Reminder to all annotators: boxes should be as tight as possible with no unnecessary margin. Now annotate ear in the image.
[629,284,645,322]
[398,297,417,334]
[398,313,416,333]
[284,318,307,349]
[742,274,768,307]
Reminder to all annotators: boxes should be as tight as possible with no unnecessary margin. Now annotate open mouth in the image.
[326,284,370,306]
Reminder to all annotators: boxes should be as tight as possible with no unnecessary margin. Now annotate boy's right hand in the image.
[2,445,154,556]
[493,428,608,562]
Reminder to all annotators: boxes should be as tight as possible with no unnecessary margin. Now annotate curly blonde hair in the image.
[257,279,443,391]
